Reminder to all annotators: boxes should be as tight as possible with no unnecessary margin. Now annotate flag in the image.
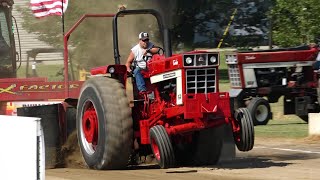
[30,0,69,18]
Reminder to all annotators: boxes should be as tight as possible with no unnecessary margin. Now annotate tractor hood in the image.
[148,50,220,77]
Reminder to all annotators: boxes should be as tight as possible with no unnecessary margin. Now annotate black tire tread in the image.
[77,77,133,170]
[235,108,254,152]
[150,125,175,168]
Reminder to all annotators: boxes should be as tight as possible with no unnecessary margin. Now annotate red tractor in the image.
[72,9,254,169]
[226,45,320,125]
[17,9,255,169]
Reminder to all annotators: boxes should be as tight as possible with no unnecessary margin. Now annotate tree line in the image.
[18,0,320,67]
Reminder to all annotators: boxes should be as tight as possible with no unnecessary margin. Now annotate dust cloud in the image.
[66,0,177,69]
[59,130,86,168]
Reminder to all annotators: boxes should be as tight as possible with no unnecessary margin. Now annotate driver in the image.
[126,32,160,93]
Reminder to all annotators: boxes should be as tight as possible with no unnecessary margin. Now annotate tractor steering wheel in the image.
[156,46,165,55]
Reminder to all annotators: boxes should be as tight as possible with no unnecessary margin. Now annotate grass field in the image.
[255,96,309,139]
[220,81,308,139]
[255,118,308,139]
[17,64,73,81]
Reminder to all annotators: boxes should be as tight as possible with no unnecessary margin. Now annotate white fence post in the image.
[309,113,320,135]
[0,115,45,180]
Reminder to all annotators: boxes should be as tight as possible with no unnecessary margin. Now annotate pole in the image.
[268,16,273,49]
[217,8,237,49]
[62,0,69,97]
[62,0,65,36]
[62,0,75,98]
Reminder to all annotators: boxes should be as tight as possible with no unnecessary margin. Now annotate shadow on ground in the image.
[127,164,160,170]
[215,157,291,169]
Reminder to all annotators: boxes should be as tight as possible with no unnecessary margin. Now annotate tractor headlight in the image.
[210,56,217,63]
[185,57,193,65]
[184,55,195,66]
[208,53,219,66]
[225,54,237,64]
[108,67,115,74]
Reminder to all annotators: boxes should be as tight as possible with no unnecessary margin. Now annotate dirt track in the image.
[46,136,320,180]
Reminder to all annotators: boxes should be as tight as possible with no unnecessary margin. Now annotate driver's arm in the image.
[147,46,160,54]
[125,51,135,72]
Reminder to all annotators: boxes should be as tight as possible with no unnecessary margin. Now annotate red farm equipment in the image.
[0,0,22,114]
[0,0,83,168]
[225,45,320,125]
[0,0,80,113]
[3,8,255,169]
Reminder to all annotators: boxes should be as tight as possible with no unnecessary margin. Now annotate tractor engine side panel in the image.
[241,61,315,88]
[248,67,286,88]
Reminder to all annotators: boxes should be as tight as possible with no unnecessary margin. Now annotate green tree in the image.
[270,0,320,47]
[224,0,272,48]
[170,0,234,50]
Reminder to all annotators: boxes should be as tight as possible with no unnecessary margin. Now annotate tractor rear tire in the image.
[234,108,254,152]
[77,77,133,170]
[149,125,175,168]
[174,127,223,166]
[247,97,271,126]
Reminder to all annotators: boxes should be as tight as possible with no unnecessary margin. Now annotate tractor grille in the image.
[228,64,242,87]
[186,68,216,94]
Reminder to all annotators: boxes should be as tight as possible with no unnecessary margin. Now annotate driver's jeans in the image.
[133,67,146,92]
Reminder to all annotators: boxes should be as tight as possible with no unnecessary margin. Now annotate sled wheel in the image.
[77,77,133,170]
[149,125,175,168]
[233,108,254,152]
[247,97,271,126]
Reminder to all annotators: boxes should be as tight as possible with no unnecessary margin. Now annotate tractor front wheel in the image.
[149,125,175,168]
[77,77,133,170]
[233,108,254,152]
